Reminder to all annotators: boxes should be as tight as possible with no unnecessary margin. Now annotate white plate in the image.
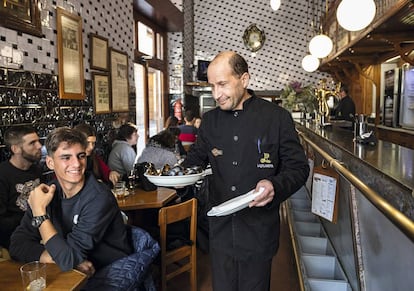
[144,172,204,187]
[207,187,264,217]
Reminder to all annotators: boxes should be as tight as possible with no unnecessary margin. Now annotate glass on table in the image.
[20,261,46,291]
[114,181,126,199]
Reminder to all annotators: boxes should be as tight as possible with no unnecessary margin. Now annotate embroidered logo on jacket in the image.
[257,152,274,168]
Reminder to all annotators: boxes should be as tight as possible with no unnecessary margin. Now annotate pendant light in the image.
[337,0,376,31]
[308,0,333,58]
[302,54,320,72]
[301,0,319,72]
[270,0,281,11]
[309,33,333,58]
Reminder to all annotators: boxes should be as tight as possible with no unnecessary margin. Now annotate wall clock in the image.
[243,24,266,52]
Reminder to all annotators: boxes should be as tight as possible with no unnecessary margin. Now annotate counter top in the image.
[296,120,414,220]
[297,121,414,191]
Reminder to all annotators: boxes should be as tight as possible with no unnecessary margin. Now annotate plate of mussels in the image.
[144,164,204,187]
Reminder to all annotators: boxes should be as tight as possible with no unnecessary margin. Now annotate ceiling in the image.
[319,2,414,78]
[133,0,184,32]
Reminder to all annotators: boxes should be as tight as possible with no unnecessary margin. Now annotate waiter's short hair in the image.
[229,53,249,77]
[340,85,348,94]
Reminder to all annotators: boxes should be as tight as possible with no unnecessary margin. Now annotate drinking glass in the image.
[20,261,46,291]
[114,181,126,199]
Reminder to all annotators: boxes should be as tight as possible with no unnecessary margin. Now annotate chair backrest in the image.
[158,198,197,291]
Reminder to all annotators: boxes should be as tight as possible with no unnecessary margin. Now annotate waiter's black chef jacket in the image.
[182,91,309,261]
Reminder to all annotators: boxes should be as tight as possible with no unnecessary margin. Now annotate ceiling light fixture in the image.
[302,54,320,72]
[309,0,333,58]
[337,0,376,31]
[309,34,333,58]
[270,0,281,11]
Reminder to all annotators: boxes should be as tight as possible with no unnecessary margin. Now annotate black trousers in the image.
[210,249,272,291]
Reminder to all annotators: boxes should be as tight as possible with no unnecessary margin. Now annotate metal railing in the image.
[298,131,414,243]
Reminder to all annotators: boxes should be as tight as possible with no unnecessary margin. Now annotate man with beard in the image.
[0,126,43,249]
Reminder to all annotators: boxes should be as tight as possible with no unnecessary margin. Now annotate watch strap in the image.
[32,214,50,228]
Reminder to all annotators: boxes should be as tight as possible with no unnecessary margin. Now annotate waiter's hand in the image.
[249,179,274,207]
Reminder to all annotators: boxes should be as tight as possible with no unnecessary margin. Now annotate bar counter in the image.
[295,120,414,220]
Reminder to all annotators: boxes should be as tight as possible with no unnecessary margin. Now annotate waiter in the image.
[182,51,309,291]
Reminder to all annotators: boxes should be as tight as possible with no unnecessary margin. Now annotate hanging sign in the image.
[311,164,339,223]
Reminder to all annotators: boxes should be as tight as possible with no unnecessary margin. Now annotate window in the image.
[137,22,154,57]
[156,33,163,60]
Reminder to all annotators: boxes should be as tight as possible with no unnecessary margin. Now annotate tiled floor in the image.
[166,204,300,291]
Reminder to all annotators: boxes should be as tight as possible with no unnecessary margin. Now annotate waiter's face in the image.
[208,60,249,111]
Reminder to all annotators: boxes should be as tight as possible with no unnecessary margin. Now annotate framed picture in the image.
[92,72,111,114]
[56,7,85,100]
[90,34,109,71]
[110,48,129,112]
[0,0,42,37]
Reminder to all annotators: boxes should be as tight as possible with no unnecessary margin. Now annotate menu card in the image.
[311,165,339,223]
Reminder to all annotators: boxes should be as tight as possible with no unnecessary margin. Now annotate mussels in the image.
[145,163,203,176]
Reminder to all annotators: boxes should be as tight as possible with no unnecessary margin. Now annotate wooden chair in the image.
[158,198,197,291]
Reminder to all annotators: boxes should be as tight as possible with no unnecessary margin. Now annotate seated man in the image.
[10,127,132,276]
[0,126,43,249]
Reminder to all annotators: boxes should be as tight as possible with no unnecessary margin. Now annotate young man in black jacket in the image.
[10,127,131,276]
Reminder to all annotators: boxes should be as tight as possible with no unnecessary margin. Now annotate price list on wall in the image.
[311,170,338,222]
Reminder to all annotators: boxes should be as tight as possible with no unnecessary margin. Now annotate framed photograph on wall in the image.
[110,48,129,112]
[90,34,109,71]
[92,72,111,114]
[56,7,85,100]
[0,0,42,37]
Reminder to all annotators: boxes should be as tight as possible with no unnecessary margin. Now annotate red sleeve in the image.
[97,156,111,183]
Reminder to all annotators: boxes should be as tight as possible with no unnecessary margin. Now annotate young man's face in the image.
[46,142,87,186]
[14,132,42,163]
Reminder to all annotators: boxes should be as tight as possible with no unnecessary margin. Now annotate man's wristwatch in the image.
[31,214,50,228]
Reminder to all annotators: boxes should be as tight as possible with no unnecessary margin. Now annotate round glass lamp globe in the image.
[337,0,376,31]
[270,0,281,11]
[302,54,320,72]
[309,34,333,58]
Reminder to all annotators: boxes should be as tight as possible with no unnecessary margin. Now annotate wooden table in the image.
[117,187,177,211]
[0,260,87,291]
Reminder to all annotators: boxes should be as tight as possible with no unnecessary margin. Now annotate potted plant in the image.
[280,81,317,116]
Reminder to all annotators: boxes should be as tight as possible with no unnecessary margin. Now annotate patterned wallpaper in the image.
[1,0,328,94]
[192,0,328,91]
[168,0,329,92]
[0,0,135,85]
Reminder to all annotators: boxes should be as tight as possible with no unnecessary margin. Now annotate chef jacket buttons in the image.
[233,135,238,141]
[231,186,236,191]
[234,112,238,117]
[232,161,238,166]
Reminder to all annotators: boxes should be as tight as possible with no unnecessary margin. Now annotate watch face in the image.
[243,24,265,52]
[32,217,41,227]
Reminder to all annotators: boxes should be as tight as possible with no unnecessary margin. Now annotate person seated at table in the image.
[137,129,179,170]
[0,125,43,250]
[194,116,202,132]
[74,123,120,186]
[108,123,139,179]
[178,110,198,146]
[9,127,132,275]
[164,115,179,129]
